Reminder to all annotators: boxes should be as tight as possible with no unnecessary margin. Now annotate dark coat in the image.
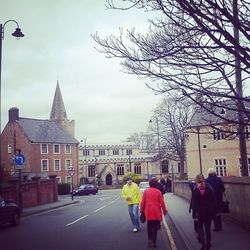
[192,183,216,219]
[205,175,225,212]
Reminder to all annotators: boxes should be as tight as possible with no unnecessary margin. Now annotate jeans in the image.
[128,204,140,229]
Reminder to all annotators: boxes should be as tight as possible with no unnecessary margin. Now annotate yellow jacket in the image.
[122,182,141,205]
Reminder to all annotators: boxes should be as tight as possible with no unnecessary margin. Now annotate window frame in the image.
[41,144,48,154]
[41,159,49,172]
[54,159,61,171]
[65,144,71,154]
[53,144,60,154]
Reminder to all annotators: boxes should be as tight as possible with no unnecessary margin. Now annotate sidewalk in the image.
[22,195,80,217]
[164,193,250,250]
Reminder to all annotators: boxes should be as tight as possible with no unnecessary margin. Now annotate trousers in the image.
[147,220,160,243]
[128,204,139,229]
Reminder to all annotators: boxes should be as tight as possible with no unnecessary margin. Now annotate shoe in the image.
[213,228,219,232]
[148,240,154,247]
[153,242,157,248]
[197,236,201,242]
[133,228,138,232]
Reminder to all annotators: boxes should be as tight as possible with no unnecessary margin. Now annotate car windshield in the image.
[139,182,149,189]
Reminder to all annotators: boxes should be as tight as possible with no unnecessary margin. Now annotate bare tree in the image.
[93,0,250,176]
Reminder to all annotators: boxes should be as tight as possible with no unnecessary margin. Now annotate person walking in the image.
[205,167,225,232]
[122,176,141,232]
[140,178,167,248]
[192,174,216,250]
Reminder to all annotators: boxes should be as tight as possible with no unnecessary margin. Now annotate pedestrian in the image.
[192,174,216,250]
[166,177,172,192]
[205,167,225,232]
[160,178,166,193]
[140,178,167,248]
[121,176,141,232]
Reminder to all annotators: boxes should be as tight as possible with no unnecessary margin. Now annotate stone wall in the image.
[173,177,250,229]
[0,175,58,209]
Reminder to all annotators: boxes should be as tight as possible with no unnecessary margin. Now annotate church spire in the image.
[50,81,68,121]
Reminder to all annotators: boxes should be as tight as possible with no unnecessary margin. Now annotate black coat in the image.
[205,175,225,212]
[192,183,216,219]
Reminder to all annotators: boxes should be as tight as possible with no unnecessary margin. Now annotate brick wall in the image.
[0,175,58,209]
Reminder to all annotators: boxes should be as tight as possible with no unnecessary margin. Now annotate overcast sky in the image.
[1,0,161,143]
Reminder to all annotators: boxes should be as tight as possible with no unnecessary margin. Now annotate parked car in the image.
[139,181,150,194]
[72,184,98,196]
[0,196,20,226]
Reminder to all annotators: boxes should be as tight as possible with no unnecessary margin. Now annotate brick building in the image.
[0,82,79,184]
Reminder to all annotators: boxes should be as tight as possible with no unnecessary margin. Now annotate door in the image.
[106,174,112,185]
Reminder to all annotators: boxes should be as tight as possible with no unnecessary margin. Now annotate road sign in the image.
[15,154,25,165]
[15,164,25,170]
[68,169,75,176]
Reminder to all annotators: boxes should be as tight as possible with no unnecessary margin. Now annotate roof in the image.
[18,118,79,144]
[187,99,250,128]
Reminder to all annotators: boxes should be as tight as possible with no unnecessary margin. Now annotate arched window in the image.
[117,164,124,176]
[88,165,96,177]
[134,163,141,174]
[162,160,169,174]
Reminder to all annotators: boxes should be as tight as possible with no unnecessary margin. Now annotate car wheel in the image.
[11,211,20,226]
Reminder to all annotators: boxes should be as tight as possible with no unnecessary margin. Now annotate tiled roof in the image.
[187,100,250,128]
[18,118,79,144]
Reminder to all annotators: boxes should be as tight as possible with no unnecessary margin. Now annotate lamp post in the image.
[0,20,24,171]
[149,117,162,177]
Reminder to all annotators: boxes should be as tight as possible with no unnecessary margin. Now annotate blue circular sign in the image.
[15,154,25,165]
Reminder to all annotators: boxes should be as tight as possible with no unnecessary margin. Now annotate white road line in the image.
[94,205,107,212]
[66,214,89,226]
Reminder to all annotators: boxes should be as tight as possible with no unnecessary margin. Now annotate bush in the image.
[123,173,140,185]
[58,183,71,195]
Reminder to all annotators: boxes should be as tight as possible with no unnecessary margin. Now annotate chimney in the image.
[9,107,19,123]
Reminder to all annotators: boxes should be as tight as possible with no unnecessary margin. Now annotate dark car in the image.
[72,184,98,196]
[0,196,20,226]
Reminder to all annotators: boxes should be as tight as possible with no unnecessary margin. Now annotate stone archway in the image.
[106,173,113,186]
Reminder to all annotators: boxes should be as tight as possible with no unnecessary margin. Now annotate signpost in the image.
[68,168,75,201]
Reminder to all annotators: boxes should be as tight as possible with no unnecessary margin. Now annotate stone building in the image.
[185,100,250,179]
[79,142,179,187]
[0,82,79,184]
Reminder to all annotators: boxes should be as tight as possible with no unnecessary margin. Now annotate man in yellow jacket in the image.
[122,176,141,232]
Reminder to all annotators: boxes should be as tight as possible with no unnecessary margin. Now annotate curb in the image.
[21,200,80,217]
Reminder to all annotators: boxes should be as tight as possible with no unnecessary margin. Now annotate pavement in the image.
[164,193,250,250]
[21,193,250,250]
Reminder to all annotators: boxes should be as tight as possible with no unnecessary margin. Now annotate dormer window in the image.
[220,108,226,115]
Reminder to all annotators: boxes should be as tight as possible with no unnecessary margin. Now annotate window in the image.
[56,177,61,183]
[161,160,169,174]
[41,159,49,172]
[214,158,227,176]
[41,144,48,154]
[54,144,60,154]
[213,129,225,140]
[239,158,250,176]
[54,159,61,171]
[83,150,90,156]
[88,165,96,177]
[65,144,71,154]
[65,159,72,170]
[99,149,105,155]
[134,163,141,174]
[117,164,124,176]
[246,126,250,139]
[126,149,132,155]
[65,176,71,183]
[113,149,119,155]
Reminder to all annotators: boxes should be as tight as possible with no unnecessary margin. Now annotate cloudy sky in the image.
[1,0,161,143]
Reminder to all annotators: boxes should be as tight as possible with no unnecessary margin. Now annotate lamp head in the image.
[12,28,24,39]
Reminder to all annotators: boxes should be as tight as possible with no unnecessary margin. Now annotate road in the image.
[1,190,172,250]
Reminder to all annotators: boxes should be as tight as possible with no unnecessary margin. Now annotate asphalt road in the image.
[0,190,172,250]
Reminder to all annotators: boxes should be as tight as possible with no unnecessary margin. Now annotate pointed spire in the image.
[50,81,68,121]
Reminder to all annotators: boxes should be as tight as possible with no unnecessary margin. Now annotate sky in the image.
[0,0,161,144]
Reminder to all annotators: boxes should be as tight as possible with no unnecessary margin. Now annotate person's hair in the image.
[126,176,132,181]
[149,178,158,187]
[195,174,205,183]
[207,167,216,176]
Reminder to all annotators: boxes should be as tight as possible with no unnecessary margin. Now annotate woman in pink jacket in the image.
[140,178,167,248]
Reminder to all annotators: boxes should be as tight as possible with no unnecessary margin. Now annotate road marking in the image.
[66,214,89,226]
[94,205,107,212]
[162,215,177,250]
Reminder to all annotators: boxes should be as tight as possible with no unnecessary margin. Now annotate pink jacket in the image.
[140,187,167,221]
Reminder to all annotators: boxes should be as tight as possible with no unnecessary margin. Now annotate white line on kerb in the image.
[162,215,177,250]
[66,214,89,226]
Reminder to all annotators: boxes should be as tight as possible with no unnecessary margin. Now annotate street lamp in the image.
[149,117,162,177]
[0,20,24,170]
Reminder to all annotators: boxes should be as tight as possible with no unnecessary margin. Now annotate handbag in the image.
[221,193,230,213]
[140,212,146,223]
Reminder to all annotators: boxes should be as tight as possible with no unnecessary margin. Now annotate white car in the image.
[139,181,149,194]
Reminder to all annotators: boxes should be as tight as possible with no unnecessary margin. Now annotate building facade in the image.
[0,83,79,184]
[79,142,179,186]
